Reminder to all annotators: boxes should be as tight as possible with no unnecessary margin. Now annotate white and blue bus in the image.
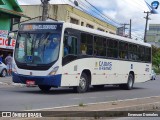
[12,21,152,93]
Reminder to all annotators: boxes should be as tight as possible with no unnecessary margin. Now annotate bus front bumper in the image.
[12,72,62,87]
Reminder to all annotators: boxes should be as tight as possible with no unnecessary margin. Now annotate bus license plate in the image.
[26,80,35,85]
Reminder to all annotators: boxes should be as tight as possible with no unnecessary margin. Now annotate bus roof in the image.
[20,21,151,47]
[63,22,151,47]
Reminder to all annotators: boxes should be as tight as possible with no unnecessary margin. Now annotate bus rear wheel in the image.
[119,74,134,90]
[38,85,51,92]
[74,73,89,93]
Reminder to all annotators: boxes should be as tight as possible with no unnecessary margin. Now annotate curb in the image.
[96,101,160,111]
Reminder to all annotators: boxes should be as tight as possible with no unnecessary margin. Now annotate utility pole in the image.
[122,23,130,37]
[41,0,50,21]
[144,11,151,42]
[129,19,132,38]
[122,20,132,38]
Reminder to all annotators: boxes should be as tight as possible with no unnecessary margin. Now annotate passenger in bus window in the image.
[125,53,128,59]
[64,44,69,56]
[81,44,87,55]
[63,36,69,56]
[93,49,97,56]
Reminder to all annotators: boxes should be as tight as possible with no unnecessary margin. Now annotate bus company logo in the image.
[2,112,42,118]
[94,61,112,70]
[95,62,98,67]
[145,64,150,72]
[94,62,98,70]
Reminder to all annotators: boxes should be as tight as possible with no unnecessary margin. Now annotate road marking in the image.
[88,97,97,99]
[27,95,160,111]
[71,96,113,100]
[72,97,81,100]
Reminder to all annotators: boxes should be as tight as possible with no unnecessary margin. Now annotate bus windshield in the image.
[15,32,61,65]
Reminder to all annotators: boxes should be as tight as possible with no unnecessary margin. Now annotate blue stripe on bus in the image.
[12,72,62,87]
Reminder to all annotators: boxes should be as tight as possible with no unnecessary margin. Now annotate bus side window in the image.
[63,35,69,57]
[63,35,77,57]
[80,33,93,55]
[81,44,87,55]
[70,37,77,55]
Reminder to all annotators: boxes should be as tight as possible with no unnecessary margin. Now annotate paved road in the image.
[0,76,160,111]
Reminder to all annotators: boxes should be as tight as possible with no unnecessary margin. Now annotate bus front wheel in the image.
[74,73,89,93]
[38,85,51,92]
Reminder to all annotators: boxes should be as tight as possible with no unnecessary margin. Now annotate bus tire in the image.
[120,74,134,90]
[38,85,51,92]
[74,73,89,93]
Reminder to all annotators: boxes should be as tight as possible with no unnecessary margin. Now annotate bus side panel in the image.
[92,59,121,85]
[60,58,151,87]
[61,61,80,87]
[117,61,151,83]
[134,63,151,83]
[116,60,129,84]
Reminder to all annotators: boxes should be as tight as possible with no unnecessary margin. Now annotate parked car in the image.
[0,61,7,77]
[151,69,156,80]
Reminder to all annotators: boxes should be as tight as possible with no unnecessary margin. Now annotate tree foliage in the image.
[152,45,160,68]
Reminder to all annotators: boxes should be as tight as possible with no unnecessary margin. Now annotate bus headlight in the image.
[12,64,18,74]
[49,66,59,75]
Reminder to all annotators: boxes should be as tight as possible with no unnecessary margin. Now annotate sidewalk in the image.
[0,76,25,87]
[48,96,160,112]
[0,76,12,83]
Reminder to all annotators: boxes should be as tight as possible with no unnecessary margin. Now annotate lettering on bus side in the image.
[145,64,150,72]
[94,61,112,70]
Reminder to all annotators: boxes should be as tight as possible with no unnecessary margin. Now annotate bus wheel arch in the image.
[74,69,91,93]
[120,71,134,90]
[82,69,91,85]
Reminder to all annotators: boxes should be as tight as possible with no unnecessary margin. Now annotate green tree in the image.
[152,45,160,68]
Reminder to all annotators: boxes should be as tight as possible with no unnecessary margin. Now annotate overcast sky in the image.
[17,0,160,40]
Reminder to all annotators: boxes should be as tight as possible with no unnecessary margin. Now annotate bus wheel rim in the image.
[129,76,133,87]
[79,77,86,90]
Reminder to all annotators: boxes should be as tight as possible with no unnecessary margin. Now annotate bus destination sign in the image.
[20,23,62,31]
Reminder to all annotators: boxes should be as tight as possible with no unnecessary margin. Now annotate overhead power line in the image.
[68,0,112,29]
[78,0,119,26]
[82,0,122,26]
[124,0,146,11]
